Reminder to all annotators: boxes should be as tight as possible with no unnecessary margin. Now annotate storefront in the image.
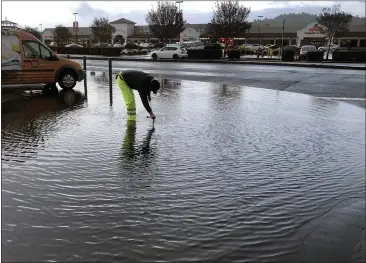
[296,22,366,47]
[180,27,200,42]
[297,23,326,47]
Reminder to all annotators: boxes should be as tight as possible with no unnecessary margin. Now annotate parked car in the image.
[204,43,223,50]
[150,44,188,60]
[49,42,58,47]
[247,44,263,51]
[318,44,339,52]
[269,44,280,49]
[140,42,154,48]
[92,43,112,47]
[121,49,131,55]
[65,43,83,48]
[180,41,204,50]
[300,45,317,57]
[124,42,139,49]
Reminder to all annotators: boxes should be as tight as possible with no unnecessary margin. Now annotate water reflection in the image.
[311,97,340,117]
[90,71,108,84]
[120,120,156,162]
[1,89,86,164]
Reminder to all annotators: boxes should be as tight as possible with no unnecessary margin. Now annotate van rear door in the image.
[2,34,23,85]
[21,40,55,84]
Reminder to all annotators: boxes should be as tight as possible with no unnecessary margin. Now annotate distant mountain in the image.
[252,12,365,26]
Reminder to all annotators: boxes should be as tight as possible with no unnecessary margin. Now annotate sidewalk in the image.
[293,198,365,262]
[63,54,365,70]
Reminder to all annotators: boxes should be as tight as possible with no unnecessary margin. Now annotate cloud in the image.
[69,1,365,26]
[2,1,364,29]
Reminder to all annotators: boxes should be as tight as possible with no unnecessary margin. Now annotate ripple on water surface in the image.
[1,77,365,262]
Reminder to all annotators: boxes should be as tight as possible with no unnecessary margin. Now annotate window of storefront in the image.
[359,39,366,47]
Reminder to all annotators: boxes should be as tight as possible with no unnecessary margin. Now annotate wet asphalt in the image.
[74,59,366,108]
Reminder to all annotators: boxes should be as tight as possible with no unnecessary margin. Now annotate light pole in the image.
[258,15,263,45]
[39,23,43,42]
[176,1,183,43]
[280,19,285,63]
[176,1,183,12]
[73,12,78,44]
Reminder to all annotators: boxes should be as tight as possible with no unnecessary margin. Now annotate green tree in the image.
[211,1,251,56]
[90,17,116,43]
[146,1,185,43]
[316,4,352,60]
[53,25,72,45]
[23,26,41,40]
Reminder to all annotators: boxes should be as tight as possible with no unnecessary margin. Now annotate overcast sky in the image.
[2,1,365,29]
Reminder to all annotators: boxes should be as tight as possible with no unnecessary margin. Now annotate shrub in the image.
[307,51,324,61]
[239,45,255,55]
[124,43,139,49]
[78,47,90,55]
[90,47,102,55]
[227,49,240,59]
[101,48,121,56]
[187,49,222,59]
[332,51,366,62]
[281,49,294,62]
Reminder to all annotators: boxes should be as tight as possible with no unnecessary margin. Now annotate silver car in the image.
[300,45,317,56]
[318,44,339,52]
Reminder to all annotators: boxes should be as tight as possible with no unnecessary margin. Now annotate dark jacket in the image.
[120,70,154,114]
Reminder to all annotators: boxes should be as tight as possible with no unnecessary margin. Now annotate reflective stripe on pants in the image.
[117,74,136,121]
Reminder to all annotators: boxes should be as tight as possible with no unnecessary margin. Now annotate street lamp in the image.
[176,1,183,43]
[39,23,43,42]
[73,12,78,44]
[176,1,183,12]
[258,15,263,45]
[280,19,285,63]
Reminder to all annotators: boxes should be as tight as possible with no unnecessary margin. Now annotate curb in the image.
[62,55,365,71]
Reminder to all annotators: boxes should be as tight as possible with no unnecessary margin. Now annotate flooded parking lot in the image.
[2,72,365,262]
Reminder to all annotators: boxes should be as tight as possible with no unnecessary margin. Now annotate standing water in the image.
[2,72,365,262]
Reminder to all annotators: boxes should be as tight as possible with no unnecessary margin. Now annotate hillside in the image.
[252,12,365,26]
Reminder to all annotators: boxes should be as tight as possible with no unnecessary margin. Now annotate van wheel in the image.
[58,70,77,89]
[173,54,179,60]
[152,53,157,60]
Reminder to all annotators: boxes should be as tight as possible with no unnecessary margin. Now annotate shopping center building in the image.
[39,17,366,48]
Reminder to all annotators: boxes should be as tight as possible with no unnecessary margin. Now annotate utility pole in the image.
[280,19,285,63]
[258,15,263,46]
[176,1,183,43]
[176,1,183,12]
[39,23,43,42]
[73,12,78,44]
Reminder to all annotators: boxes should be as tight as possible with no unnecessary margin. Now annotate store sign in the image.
[305,24,322,34]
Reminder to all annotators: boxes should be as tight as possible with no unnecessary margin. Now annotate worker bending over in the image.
[116,70,160,121]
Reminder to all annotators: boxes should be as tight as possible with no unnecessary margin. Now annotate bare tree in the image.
[211,1,251,56]
[23,26,41,40]
[90,17,116,44]
[53,25,72,45]
[316,4,352,60]
[146,1,185,43]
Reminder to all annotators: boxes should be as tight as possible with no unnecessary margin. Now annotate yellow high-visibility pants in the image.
[122,120,137,159]
[116,74,136,121]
